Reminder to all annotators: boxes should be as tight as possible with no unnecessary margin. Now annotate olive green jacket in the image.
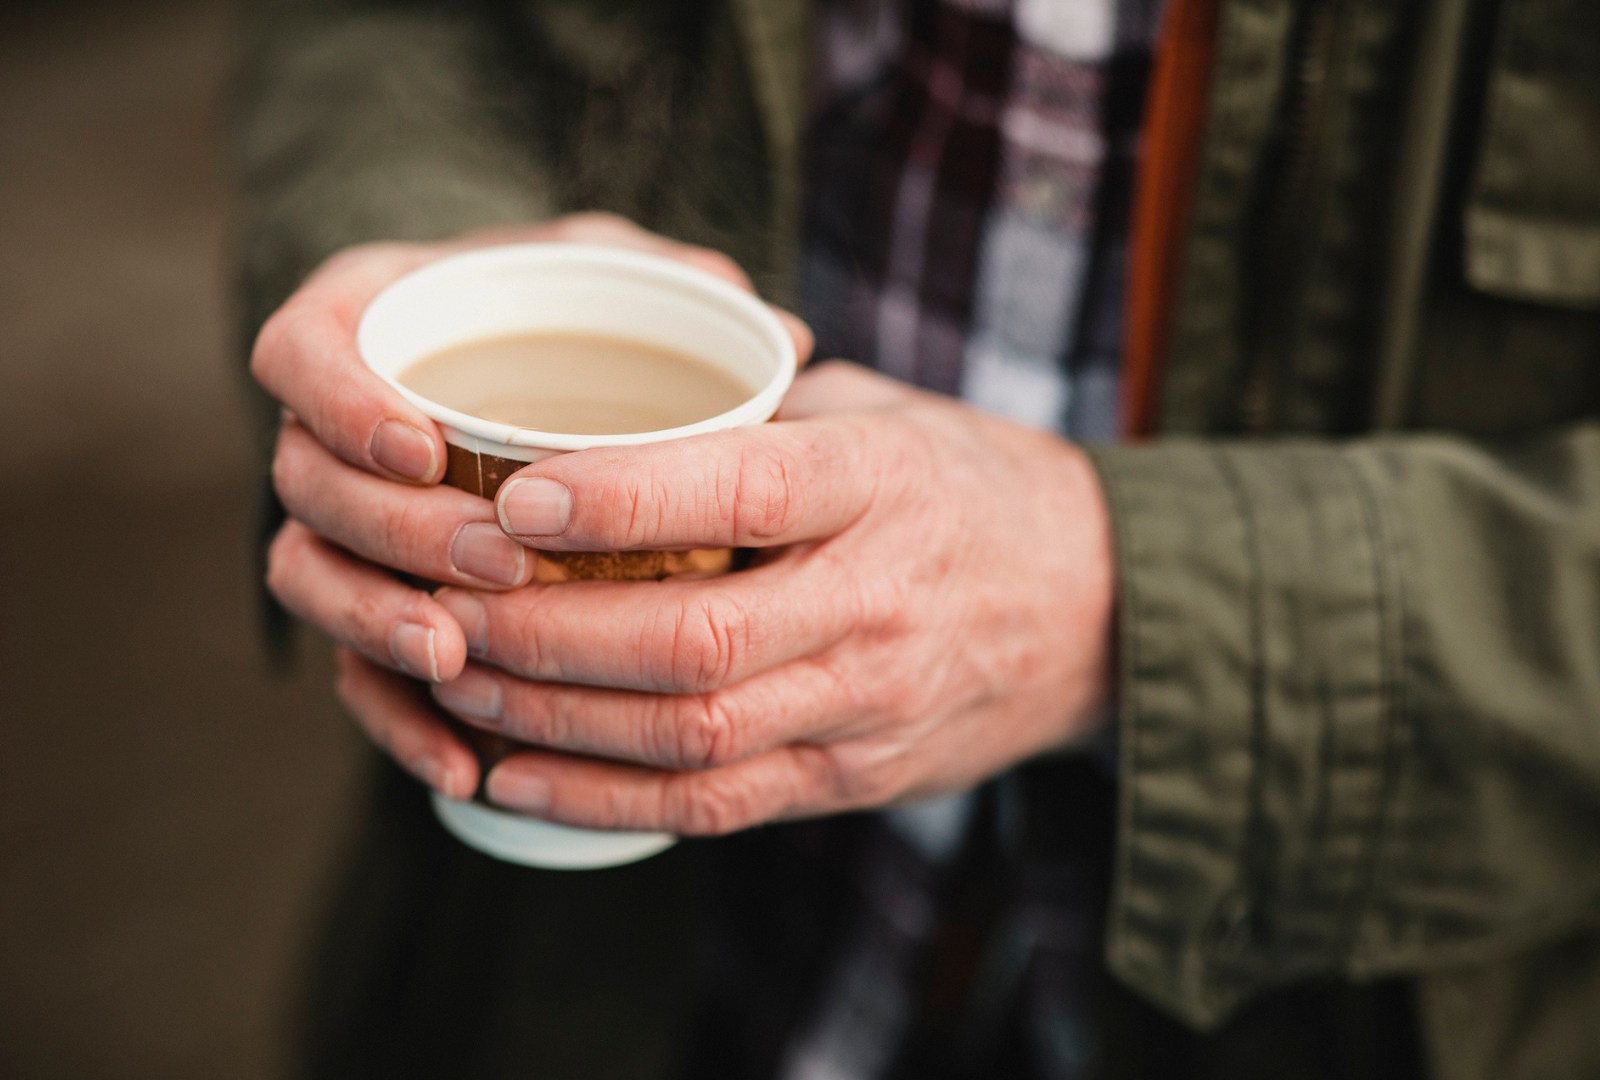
[236,1,1600,1077]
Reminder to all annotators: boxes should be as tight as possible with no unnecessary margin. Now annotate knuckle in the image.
[670,694,741,770]
[732,444,795,540]
[817,745,902,809]
[856,572,911,635]
[859,756,909,805]
[878,675,923,721]
[268,430,305,505]
[512,594,556,675]
[348,589,390,647]
[628,468,673,546]
[666,594,749,691]
[848,413,924,504]
[592,467,665,547]
[669,777,757,836]
[249,306,297,385]
[263,522,306,600]
[376,491,430,564]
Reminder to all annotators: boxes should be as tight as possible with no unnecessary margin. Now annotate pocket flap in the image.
[1465,0,1600,310]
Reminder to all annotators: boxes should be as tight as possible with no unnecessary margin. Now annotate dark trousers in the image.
[297,754,1423,1080]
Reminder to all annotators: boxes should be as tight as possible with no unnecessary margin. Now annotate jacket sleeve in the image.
[234,0,552,340]
[1087,423,1600,1029]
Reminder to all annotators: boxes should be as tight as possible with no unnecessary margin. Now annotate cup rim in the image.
[357,242,798,451]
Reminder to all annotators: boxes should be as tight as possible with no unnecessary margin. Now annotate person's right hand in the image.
[251,213,813,797]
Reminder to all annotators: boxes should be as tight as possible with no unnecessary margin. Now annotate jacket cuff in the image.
[1086,439,1400,1029]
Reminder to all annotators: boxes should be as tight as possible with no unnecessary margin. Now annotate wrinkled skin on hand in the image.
[253,213,1115,834]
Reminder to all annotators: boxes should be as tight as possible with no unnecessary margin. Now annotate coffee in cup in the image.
[399,331,756,435]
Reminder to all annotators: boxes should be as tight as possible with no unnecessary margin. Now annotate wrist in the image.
[1057,441,1119,746]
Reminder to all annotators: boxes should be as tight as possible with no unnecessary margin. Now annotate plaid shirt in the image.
[784,2,1162,1076]
[801,0,1161,440]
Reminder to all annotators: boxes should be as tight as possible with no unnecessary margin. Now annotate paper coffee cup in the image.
[358,242,798,869]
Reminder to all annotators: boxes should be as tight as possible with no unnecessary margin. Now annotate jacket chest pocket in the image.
[1466,0,1600,311]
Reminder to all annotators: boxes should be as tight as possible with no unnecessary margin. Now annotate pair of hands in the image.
[255,213,1116,836]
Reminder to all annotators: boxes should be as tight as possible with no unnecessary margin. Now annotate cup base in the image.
[431,793,677,869]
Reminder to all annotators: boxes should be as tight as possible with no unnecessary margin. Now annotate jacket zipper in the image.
[1238,0,1349,434]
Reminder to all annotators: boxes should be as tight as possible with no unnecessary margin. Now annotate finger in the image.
[529,212,756,290]
[432,554,867,692]
[775,308,815,368]
[492,413,888,552]
[479,742,880,835]
[335,648,478,799]
[267,519,469,681]
[250,243,450,485]
[273,420,536,589]
[429,654,860,770]
[776,360,916,420]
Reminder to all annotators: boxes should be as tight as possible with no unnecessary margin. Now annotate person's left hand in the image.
[315,360,1117,833]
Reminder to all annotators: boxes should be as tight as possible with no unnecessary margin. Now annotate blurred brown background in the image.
[0,1,365,1076]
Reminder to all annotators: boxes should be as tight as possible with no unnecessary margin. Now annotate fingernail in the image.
[498,478,572,537]
[450,522,525,585]
[370,419,436,481]
[389,622,439,681]
[487,768,550,815]
[433,668,502,721]
[433,588,488,656]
